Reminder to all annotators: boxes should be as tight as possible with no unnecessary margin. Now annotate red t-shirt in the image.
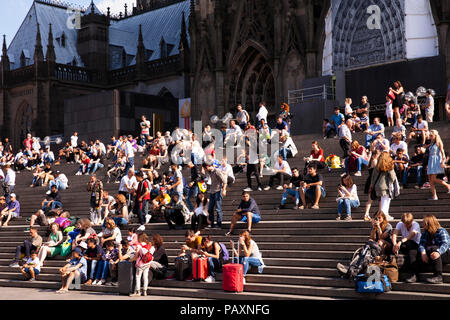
[149,148,160,156]
[136,181,151,201]
[310,149,325,162]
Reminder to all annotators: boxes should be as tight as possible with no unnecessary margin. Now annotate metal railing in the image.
[288,85,335,104]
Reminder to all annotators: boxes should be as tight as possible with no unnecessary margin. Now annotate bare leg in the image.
[299,189,307,207]
[429,175,437,199]
[228,213,239,233]
[314,186,321,206]
[4,212,13,226]
[246,211,253,232]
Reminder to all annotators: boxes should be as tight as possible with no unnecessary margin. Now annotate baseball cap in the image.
[10,193,16,198]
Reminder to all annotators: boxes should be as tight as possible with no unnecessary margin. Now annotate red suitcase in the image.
[192,256,209,280]
[222,241,244,292]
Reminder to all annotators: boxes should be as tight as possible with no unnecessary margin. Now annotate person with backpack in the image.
[230,231,264,284]
[200,236,224,283]
[368,152,397,221]
[129,233,154,297]
[134,171,152,232]
[392,213,421,283]
[418,215,450,284]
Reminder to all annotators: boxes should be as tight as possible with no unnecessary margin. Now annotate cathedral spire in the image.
[136,24,146,66]
[179,11,189,50]
[34,23,44,63]
[46,24,56,63]
[1,35,10,72]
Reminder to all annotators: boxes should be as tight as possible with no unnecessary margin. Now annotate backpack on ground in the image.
[346,240,382,280]
[325,154,341,169]
[355,265,391,293]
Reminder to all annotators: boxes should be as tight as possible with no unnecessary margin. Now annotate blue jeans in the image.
[87,260,98,280]
[42,201,62,211]
[365,134,380,147]
[186,185,199,211]
[281,189,299,205]
[337,198,360,216]
[233,257,264,275]
[113,217,128,226]
[95,260,110,280]
[345,157,369,173]
[208,191,223,228]
[88,162,104,174]
[124,157,134,175]
[280,148,292,161]
[405,166,423,186]
[207,257,221,278]
[49,180,67,191]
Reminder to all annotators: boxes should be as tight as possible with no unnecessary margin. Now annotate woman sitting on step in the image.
[37,222,64,267]
[343,140,368,177]
[336,174,359,221]
[230,231,265,284]
[369,210,393,258]
[418,214,450,284]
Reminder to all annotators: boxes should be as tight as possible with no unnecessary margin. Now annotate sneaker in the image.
[137,225,146,232]
[414,185,420,189]
[344,216,352,221]
[336,263,348,276]
[185,275,194,281]
[264,186,271,191]
[275,186,283,190]
[243,188,253,192]
[243,277,246,284]
[28,278,35,282]
[129,291,141,297]
[426,275,443,284]
[9,262,19,268]
[404,274,417,283]
[354,171,361,177]
[298,205,305,210]
[257,187,263,191]
[421,182,431,189]
[166,274,176,281]
[145,215,152,224]
[428,197,438,201]
[311,205,320,210]
[92,280,99,285]
[99,280,106,285]
[340,172,347,177]
[204,276,215,283]
[335,216,341,221]
[323,136,327,140]
[225,231,232,236]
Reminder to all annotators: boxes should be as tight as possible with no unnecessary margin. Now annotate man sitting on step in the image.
[264,155,292,191]
[9,226,42,268]
[298,163,326,210]
[226,191,261,236]
[278,167,303,210]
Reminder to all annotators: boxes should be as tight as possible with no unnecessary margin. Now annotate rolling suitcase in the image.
[118,261,135,295]
[192,256,209,281]
[175,255,191,281]
[222,241,244,292]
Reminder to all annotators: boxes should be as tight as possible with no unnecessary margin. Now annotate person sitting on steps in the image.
[226,191,261,236]
[298,163,326,210]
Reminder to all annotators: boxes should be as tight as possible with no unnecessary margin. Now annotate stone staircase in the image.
[0,121,449,299]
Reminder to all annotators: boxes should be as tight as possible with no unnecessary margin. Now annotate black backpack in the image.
[346,240,382,279]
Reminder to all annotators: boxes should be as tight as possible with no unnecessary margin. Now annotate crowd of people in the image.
[0,85,449,295]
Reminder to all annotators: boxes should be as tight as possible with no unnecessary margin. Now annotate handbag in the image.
[370,172,382,201]
[389,177,401,199]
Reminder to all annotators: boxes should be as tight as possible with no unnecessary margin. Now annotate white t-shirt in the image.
[5,169,15,186]
[71,135,78,148]
[345,104,353,115]
[56,174,69,186]
[119,175,137,193]
[342,184,359,202]
[274,160,292,176]
[26,257,41,272]
[390,141,409,157]
[413,120,428,132]
[395,221,421,244]
[425,96,434,115]
[174,169,184,193]
[256,106,268,123]
[124,141,135,158]
[99,227,122,245]
[141,120,151,135]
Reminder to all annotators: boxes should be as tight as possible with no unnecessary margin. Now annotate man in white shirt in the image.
[140,115,151,146]
[422,90,434,123]
[339,119,352,159]
[3,164,16,197]
[408,115,429,145]
[390,133,409,158]
[219,156,235,185]
[124,136,135,174]
[70,132,78,148]
[224,120,243,146]
[256,102,268,128]
[49,170,69,191]
[167,164,184,199]
[264,155,292,190]
[31,138,41,153]
[392,213,421,283]
[279,135,298,161]
[119,169,137,209]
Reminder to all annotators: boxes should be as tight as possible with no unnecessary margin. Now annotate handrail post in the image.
[323,84,327,100]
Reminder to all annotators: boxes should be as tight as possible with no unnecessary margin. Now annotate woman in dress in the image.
[427,130,450,200]
[390,81,404,122]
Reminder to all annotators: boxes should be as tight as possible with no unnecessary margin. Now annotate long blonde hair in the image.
[423,214,441,237]
[429,130,443,149]
[376,152,394,172]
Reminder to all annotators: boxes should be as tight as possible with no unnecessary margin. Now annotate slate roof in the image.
[6,0,190,71]
[7,1,83,69]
